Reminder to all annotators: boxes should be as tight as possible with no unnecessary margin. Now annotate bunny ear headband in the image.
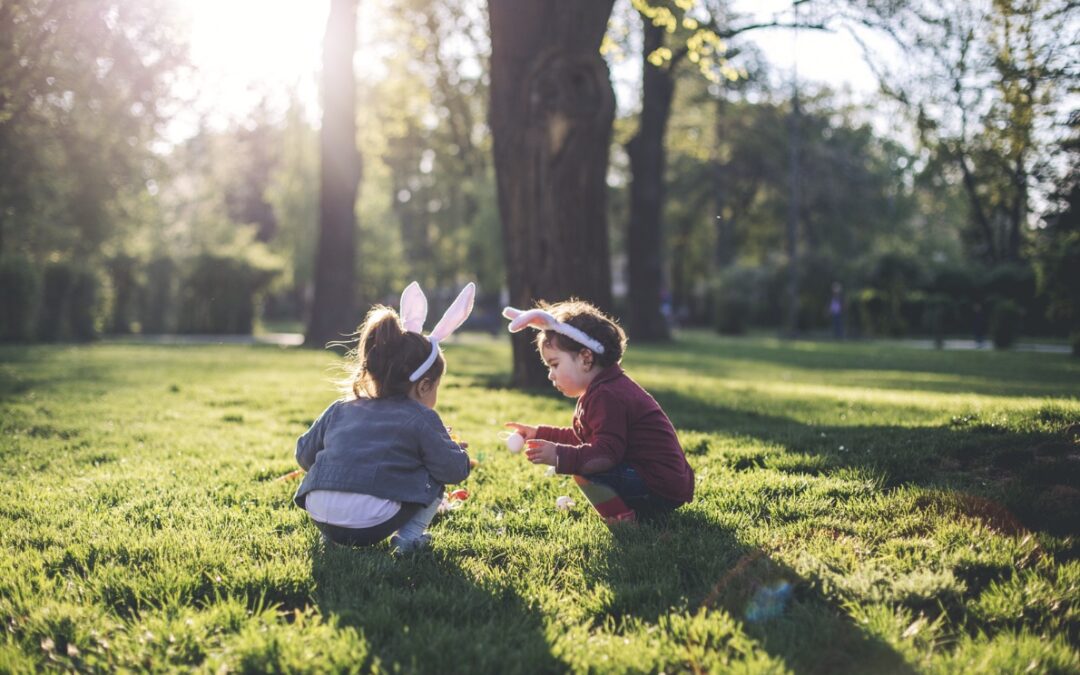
[501,306,605,354]
[400,281,476,382]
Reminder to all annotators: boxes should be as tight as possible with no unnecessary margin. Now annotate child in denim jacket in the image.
[294,283,474,553]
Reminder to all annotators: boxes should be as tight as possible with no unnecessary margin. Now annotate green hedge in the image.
[176,253,279,334]
[0,256,39,342]
[34,260,100,342]
[990,298,1025,350]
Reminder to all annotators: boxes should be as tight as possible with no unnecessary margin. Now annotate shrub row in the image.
[0,253,280,343]
[710,252,1060,349]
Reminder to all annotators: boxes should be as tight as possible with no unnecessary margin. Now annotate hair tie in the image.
[399,281,476,382]
[501,307,605,354]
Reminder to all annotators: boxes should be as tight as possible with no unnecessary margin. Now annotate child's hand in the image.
[504,422,538,440]
[447,426,469,449]
[524,439,557,467]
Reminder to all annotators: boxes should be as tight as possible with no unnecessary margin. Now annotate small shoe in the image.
[390,533,432,556]
[603,510,638,527]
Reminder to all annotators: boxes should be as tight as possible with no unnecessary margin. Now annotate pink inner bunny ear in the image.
[428,282,476,342]
[503,307,527,333]
[507,308,556,333]
[400,282,428,333]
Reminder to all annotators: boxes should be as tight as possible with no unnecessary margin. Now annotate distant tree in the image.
[377,0,496,294]
[0,0,185,260]
[223,101,281,244]
[489,0,617,387]
[265,97,320,323]
[850,0,1077,263]
[1035,110,1080,355]
[664,76,930,328]
[621,0,825,340]
[625,12,677,341]
[306,0,362,348]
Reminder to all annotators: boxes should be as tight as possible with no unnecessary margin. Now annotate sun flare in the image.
[172,0,330,125]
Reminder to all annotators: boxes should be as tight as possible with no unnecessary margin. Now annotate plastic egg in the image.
[505,431,525,453]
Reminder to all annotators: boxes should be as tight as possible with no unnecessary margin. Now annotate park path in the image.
[108,333,304,347]
[889,338,1072,354]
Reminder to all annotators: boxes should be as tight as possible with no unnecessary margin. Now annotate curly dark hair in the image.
[533,299,627,367]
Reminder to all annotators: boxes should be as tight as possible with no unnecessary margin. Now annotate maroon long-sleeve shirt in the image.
[536,365,695,504]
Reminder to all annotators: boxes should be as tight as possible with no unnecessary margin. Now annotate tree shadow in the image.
[309,536,562,674]
[632,335,1080,399]
[652,386,1080,537]
[0,345,102,403]
[592,510,916,673]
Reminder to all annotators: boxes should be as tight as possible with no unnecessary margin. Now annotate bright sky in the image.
[167,0,893,143]
[165,0,329,143]
[729,0,891,97]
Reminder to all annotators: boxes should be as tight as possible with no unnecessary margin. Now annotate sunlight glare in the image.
[169,0,330,138]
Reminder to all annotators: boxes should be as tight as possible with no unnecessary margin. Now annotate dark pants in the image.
[313,501,422,547]
[584,463,681,520]
[831,312,844,339]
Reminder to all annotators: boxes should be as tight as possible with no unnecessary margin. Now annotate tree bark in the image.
[306,0,361,349]
[489,0,616,387]
[713,97,735,269]
[785,89,801,337]
[625,19,673,342]
[1007,153,1027,262]
[957,152,998,263]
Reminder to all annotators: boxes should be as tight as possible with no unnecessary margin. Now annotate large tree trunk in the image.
[784,90,801,337]
[306,0,361,349]
[714,97,735,269]
[625,19,673,342]
[1006,153,1027,262]
[489,0,616,387]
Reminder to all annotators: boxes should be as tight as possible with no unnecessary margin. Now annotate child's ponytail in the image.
[345,305,445,399]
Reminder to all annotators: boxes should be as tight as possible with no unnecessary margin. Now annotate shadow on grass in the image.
[596,510,915,674]
[310,539,562,674]
[632,334,1080,399]
[653,387,1080,536]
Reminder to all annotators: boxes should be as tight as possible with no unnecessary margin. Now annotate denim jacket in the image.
[293,396,470,509]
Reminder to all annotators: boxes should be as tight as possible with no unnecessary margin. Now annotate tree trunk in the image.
[958,152,999,263]
[713,97,735,269]
[306,0,361,349]
[489,0,616,387]
[1007,153,1027,262]
[625,19,673,342]
[785,89,801,337]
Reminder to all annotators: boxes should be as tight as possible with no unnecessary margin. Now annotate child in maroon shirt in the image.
[503,300,694,524]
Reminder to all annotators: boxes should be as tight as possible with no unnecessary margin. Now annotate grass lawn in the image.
[1,332,1078,673]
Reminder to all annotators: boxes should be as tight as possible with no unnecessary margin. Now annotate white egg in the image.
[505,431,525,453]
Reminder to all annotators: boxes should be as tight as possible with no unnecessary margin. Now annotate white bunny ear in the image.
[400,282,428,333]
[428,282,476,342]
[501,306,606,354]
[505,308,557,333]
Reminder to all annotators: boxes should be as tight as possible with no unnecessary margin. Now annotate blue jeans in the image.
[314,495,440,547]
[584,464,680,520]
